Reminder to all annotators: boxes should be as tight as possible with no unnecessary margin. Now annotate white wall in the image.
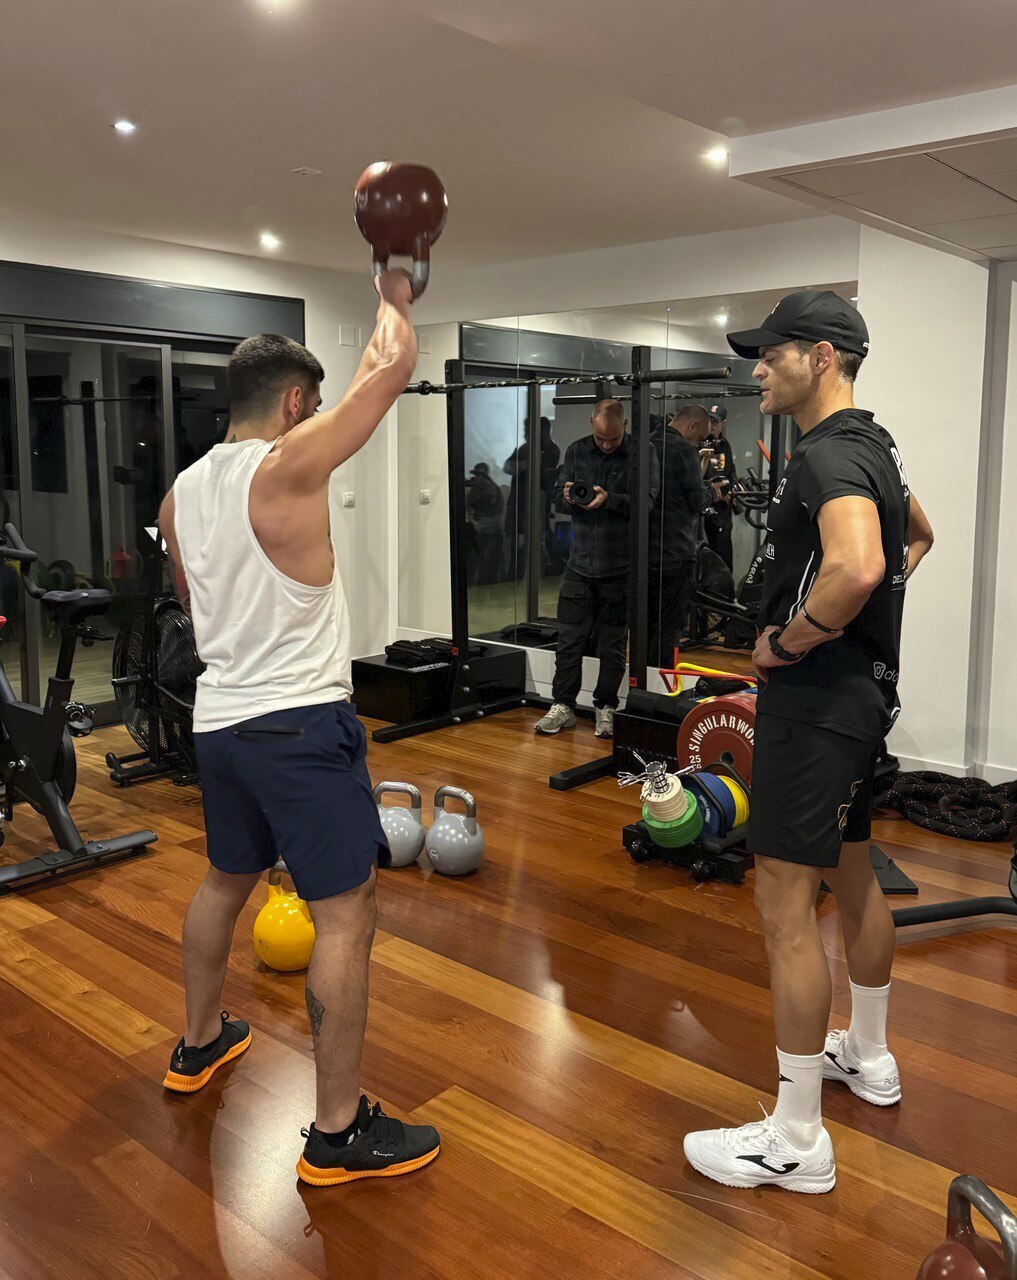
[856,226,990,773]
[982,275,1017,780]
[0,213,386,656]
[414,216,861,325]
[397,323,458,634]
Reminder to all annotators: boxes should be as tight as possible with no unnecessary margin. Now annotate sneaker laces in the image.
[363,1101,404,1146]
[719,1104,784,1153]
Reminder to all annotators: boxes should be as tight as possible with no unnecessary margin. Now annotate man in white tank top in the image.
[157,270,441,1186]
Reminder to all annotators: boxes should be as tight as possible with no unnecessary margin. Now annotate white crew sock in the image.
[847,979,891,1061]
[774,1048,825,1147]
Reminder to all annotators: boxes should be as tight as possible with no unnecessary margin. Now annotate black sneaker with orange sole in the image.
[162,1012,252,1093]
[296,1095,441,1186]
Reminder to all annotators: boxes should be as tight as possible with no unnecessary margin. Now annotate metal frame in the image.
[379,353,732,746]
[1,321,234,713]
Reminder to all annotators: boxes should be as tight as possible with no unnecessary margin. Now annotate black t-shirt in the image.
[758,409,910,741]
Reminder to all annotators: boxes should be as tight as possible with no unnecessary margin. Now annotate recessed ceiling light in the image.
[112,120,137,136]
[292,166,322,177]
[715,312,730,327]
[260,231,282,251]
[851,295,859,302]
[704,146,729,167]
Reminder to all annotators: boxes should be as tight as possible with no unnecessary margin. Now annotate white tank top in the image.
[173,438,353,733]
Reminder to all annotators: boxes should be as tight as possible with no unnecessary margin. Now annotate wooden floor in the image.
[0,713,1015,1280]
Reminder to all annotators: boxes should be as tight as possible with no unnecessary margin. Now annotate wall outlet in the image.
[419,489,431,505]
[340,324,357,347]
[418,332,431,355]
[342,491,356,508]
[358,326,369,347]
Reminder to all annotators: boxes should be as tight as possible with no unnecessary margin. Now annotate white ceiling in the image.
[784,142,1017,261]
[3,0,1017,272]
[410,0,1017,134]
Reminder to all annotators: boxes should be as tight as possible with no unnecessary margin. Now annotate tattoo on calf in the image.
[305,986,325,1037]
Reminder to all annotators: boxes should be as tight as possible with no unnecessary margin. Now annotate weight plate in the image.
[684,775,724,838]
[696,769,736,834]
[719,775,750,827]
[676,693,756,782]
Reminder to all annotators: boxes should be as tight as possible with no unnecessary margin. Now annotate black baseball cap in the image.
[705,401,727,423]
[727,290,869,360]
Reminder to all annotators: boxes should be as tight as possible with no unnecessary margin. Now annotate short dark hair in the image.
[592,398,626,420]
[794,338,864,384]
[228,334,324,420]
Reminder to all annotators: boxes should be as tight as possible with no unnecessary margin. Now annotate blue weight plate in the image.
[696,770,736,833]
[684,776,724,838]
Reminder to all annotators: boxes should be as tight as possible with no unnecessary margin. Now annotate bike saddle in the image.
[41,589,112,625]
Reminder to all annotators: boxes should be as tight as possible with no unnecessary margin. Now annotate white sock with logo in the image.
[773,1048,825,1148]
[847,979,890,1062]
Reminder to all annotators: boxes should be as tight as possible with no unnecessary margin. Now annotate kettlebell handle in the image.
[268,858,290,889]
[947,1175,1017,1272]
[373,781,423,814]
[434,785,476,819]
[371,248,430,300]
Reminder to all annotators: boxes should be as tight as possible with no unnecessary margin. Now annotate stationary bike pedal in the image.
[77,625,112,648]
[66,702,95,737]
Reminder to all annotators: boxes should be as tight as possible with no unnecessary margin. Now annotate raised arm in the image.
[268,270,417,493]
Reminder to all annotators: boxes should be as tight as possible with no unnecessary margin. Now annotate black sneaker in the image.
[162,1012,252,1093]
[296,1095,441,1186]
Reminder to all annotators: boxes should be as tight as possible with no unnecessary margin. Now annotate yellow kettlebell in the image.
[252,861,316,972]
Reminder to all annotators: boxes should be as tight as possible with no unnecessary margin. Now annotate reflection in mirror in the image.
[395,283,855,701]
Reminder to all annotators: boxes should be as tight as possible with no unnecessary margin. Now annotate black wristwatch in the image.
[768,628,807,664]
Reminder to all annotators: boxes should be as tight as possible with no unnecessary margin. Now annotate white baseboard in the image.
[890,753,974,777]
[971,761,1017,786]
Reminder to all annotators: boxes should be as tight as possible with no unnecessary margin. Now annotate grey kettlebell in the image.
[425,786,485,876]
[373,781,426,868]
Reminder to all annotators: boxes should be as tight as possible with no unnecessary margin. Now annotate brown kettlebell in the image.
[916,1177,1017,1279]
[353,161,448,299]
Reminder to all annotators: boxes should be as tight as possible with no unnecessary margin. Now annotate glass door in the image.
[20,333,168,720]
[0,327,27,698]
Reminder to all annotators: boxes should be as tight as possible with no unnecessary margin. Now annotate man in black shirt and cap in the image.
[648,404,720,666]
[702,400,738,571]
[683,290,935,1195]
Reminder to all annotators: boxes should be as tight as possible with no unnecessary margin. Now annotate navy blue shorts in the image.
[194,701,389,900]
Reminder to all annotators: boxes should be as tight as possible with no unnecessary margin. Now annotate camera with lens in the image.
[700,445,724,480]
[570,480,593,506]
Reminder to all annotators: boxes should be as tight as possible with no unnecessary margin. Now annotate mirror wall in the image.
[397,283,858,679]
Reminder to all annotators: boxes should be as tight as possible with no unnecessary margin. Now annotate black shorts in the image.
[194,701,389,900]
[747,713,880,869]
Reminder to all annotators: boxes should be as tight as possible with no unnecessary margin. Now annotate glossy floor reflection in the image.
[0,718,1013,1279]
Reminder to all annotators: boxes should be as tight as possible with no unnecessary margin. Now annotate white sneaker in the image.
[823,1029,901,1106]
[683,1107,836,1194]
[594,707,615,738]
[534,703,577,735]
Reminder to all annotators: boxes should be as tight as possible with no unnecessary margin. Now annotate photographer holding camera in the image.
[703,401,740,570]
[534,400,659,739]
[648,404,724,665]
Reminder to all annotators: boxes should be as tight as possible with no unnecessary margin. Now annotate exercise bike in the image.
[0,523,157,891]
